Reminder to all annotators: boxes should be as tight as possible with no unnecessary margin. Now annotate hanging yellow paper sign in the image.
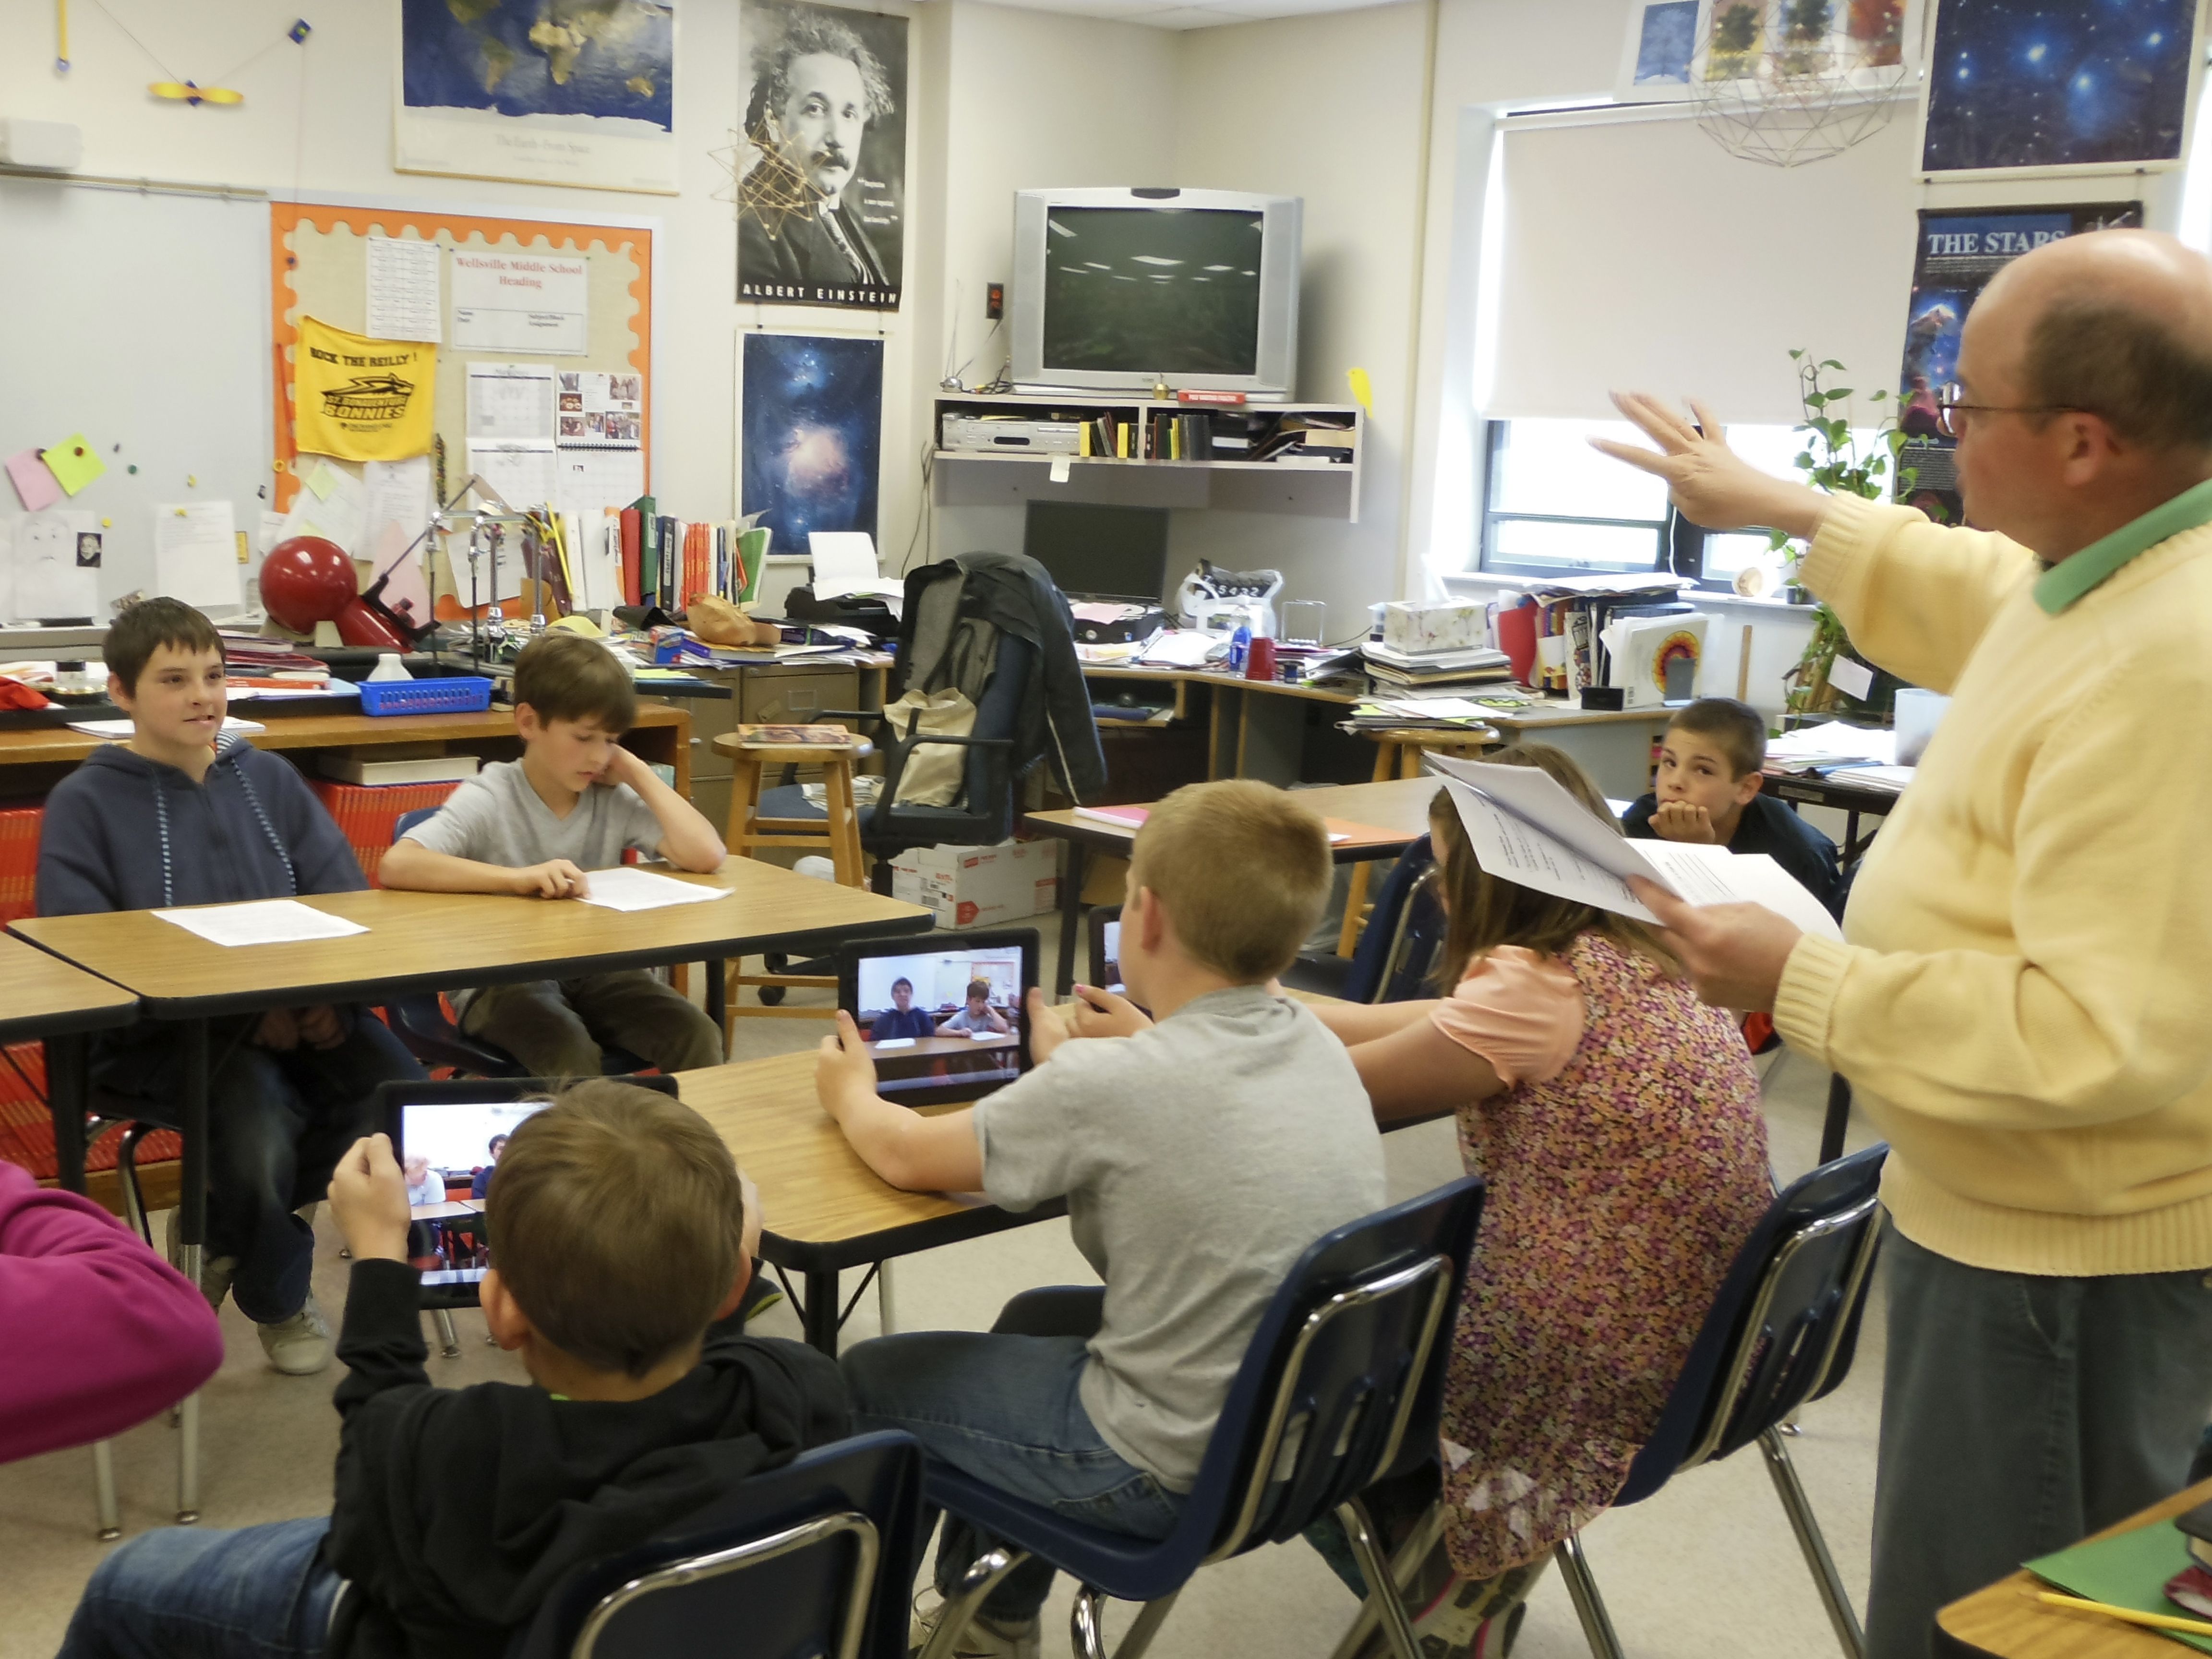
[292,316,436,463]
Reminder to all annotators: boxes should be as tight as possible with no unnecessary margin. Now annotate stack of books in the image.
[1341,696,1499,735]
[1360,641,1513,689]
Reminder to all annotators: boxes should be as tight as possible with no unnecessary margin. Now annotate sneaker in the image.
[257,1292,334,1375]
[735,1269,784,1326]
[909,1594,1041,1659]
[165,1215,236,1311]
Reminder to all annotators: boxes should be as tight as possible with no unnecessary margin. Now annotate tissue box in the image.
[891,840,1061,929]
[1382,600,1486,655]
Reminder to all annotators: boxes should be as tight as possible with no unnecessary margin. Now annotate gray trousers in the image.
[1868,1226,2212,1659]
[462,970,724,1079]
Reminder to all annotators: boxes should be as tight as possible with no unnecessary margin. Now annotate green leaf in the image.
[1789,348,1805,360]
[1804,391,1829,408]
[1826,387,1854,401]
[1887,430,1909,454]
[1869,388,1888,401]
[1767,529,1789,551]
[1794,451,1815,469]
[1822,359,1845,369]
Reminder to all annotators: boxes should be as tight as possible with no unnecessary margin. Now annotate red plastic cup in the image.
[1245,636,1277,681]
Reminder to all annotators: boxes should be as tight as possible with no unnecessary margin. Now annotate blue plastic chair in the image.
[919,1176,1486,1659]
[508,1430,929,1659]
[1548,1144,1889,1659]
[1336,835,1437,1005]
[384,807,643,1077]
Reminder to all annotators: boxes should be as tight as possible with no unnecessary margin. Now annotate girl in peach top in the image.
[1311,745,1770,1654]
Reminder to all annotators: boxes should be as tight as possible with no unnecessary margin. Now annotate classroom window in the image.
[1477,417,1881,590]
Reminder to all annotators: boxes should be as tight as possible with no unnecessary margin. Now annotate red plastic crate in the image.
[0,1042,182,1183]
[0,805,41,926]
[309,780,462,886]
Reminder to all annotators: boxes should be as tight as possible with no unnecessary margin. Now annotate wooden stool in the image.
[1335,726,1498,958]
[714,730,874,1025]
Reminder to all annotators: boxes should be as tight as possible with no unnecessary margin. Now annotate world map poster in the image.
[396,0,678,194]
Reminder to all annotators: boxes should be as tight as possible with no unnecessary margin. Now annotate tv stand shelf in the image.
[932,393,1364,524]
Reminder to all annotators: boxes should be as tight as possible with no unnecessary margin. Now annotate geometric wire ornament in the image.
[1691,0,1914,168]
[708,115,824,230]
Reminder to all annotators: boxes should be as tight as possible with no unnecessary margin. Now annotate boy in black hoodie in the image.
[36,598,425,1374]
[60,1080,848,1659]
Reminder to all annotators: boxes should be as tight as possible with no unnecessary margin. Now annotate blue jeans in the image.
[59,1516,342,1659]
[842,1297,1184,1623]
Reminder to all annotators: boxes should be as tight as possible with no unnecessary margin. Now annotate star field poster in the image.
[1894,202,2141,523]
[395,0,677,193]
[1921,0,2201,173]
[740,333,882,558]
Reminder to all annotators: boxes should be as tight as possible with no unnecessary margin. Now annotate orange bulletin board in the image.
[269,200,654,514]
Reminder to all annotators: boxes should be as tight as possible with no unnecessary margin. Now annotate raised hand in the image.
[1590,392,1829,540]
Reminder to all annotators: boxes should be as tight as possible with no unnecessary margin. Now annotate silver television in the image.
[1010,188,1301,399]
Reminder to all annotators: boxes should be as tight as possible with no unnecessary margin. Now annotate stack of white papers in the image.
[1428,755,1842,941]
[70,716,266,739]
[573,867,732,914]
[1139,631,1225,668]
[156,899,369,948]
[1765,721,1896,769]
[809,532,906,611]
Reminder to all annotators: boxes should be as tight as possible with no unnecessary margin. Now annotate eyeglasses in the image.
[1930,384,2085,440]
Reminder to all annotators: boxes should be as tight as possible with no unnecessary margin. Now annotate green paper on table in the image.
[41,434,106,496]
[2027,1520,2212,1652]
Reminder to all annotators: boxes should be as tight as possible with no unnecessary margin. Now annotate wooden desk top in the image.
[1081,664,1364,707]
[1937,1480,2212,1656]
[676,1052,1055,1273]
[0,703,686,769]
[12,860,931,1017]
[1026,776,1440,860]
[1485,700,1674,730]
[0,933,139,1042]
[867,1032,1017,1058]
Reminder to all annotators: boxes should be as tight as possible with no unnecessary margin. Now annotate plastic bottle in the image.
[1228,623,1251,674]
[367,652,412,682]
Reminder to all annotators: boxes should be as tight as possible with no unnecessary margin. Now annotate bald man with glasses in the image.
[1599,228,2212,1658]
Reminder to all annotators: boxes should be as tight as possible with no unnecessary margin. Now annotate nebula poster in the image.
[1920,0,2200,173]
[739,333,881,558]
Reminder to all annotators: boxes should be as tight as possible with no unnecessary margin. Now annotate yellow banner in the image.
[292,316,435,462]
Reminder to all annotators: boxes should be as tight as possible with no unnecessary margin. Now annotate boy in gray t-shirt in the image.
[379,633,729,1078]
[819,782,1384,1651]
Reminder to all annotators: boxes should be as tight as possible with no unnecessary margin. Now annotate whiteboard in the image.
[0,177,271,621]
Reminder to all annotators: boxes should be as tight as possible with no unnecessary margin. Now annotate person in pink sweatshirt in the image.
[0,1160,224,1463]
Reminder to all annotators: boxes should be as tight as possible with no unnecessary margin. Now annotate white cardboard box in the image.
[891,839,1061,930]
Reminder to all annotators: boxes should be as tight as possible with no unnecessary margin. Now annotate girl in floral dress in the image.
[1310,744,1771,1655]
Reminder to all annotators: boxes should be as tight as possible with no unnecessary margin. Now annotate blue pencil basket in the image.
[357,676,494,717]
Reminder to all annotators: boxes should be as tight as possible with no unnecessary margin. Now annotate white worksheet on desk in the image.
[573,867,731,913]
[154,899,369,948]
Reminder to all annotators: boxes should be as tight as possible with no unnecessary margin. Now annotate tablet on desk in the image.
[378,1075,681,1308]
[838,929,1038,1108]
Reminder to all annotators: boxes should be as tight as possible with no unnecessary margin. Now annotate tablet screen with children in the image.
[837,930,1038,1106]
[394,1099,545,1286]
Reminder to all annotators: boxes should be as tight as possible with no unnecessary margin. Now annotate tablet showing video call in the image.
[378,1075,681,1307]
[837,929,1039,1108]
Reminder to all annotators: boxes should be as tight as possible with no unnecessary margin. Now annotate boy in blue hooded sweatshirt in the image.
[36,599,424,1376]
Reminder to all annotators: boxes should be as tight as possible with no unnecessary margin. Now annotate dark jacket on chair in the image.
[325,1261,851,1659]
[896,549,1107,803]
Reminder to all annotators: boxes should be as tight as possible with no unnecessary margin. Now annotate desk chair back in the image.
[510,1431,927,1659]
[1550,1144,1888,1659]
[861,634,1034,855]
[921,1177,1484,1659]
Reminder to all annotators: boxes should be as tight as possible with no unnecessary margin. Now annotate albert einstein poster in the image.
[737,0,907,310]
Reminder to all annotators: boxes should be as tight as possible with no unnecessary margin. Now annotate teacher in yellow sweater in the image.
[1600,227,2212,1658]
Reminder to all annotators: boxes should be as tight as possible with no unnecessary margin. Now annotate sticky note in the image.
[306,461,341,500]
[5,449,63,512]
[41,434,106,496]
[1346,367,1374,418]
[1048,455,1072,484]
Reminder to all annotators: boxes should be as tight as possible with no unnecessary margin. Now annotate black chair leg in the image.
[1819,1074,1853,1165]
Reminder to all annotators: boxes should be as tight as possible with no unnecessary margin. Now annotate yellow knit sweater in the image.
[1773,493,2212,1276]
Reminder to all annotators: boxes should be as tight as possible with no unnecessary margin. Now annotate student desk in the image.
[1762,768,1903,865]
[870,1033,1018,1058]
[13,861,932,1289]
[0,934,141,1192]
[1934,1478,2212,1656]
[0,703,694,798]
[1025,776,1443,995]
[678,1052,1065,1353]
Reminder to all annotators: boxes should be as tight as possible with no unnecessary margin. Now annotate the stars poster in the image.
[737,0,908,310]
[1894,202,2141,524]
[739,333,882,557]
[1920,0,2201,173]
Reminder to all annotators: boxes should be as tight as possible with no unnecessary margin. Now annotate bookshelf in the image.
[932,393,1365,523]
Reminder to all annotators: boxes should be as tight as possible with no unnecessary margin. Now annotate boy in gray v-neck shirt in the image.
[380,634,730,1079]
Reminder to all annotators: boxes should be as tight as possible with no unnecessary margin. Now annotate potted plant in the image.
[1770,350,1916,719]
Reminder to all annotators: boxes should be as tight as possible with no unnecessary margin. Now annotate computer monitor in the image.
[1022,500,1170,604]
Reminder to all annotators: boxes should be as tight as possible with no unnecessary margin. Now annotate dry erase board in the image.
[0,176,272,622]
[270,201,654,532]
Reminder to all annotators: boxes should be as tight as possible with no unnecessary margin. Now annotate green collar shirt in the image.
[2034,475,2212,614]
